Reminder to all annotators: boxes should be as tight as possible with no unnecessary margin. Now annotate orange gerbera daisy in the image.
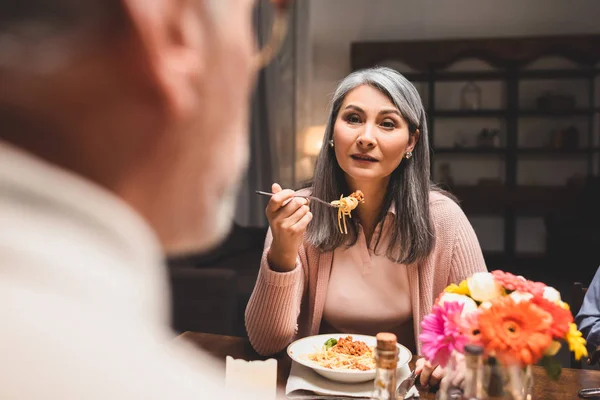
[478,296,552,365]
[531,295,573,339]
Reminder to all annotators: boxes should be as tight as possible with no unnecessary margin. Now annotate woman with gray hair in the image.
[246,67,487,386]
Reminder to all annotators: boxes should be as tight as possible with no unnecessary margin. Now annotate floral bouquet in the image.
[419,270,588,380]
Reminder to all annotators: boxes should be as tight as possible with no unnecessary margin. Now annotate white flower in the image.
[480,301,493,310]
[437,292,478,316]
[467,272,503,302]
[479,301,492,310]
[509,291,533,303]
[543,286,562,304]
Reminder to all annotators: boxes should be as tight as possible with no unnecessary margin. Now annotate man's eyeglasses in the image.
[254,0,293,69]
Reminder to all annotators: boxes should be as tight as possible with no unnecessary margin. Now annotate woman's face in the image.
[332,84,418,186]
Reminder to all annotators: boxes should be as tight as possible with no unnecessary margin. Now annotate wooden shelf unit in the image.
[351,34,600,265]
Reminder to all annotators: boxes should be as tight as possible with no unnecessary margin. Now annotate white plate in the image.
[286,333,412,383]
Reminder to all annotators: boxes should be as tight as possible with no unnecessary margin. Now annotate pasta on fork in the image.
[330,190,365,234]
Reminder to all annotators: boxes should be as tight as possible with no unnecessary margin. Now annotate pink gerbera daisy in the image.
[491,270,546,296]
[419,301,467,367]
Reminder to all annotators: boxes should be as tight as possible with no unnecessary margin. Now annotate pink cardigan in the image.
[245,191,487,356]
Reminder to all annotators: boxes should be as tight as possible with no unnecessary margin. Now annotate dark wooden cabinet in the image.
[351,34,600,270]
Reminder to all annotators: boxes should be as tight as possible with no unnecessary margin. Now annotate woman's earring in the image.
[405,151,413,159]
[329,140,334,148]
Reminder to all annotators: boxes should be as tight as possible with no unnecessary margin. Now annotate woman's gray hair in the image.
[306,66,450,264]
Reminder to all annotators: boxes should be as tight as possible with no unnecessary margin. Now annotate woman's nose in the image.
[357,124,376,147]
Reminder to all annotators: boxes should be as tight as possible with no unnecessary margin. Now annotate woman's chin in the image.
[343,168,384,184]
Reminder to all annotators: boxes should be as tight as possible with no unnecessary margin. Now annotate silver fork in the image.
[255,190,336,208]
[396,369,418,399]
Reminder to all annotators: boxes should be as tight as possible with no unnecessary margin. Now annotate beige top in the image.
[0,141,236,399]
[321,211,414,349]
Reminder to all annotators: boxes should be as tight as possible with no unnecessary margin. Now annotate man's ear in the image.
[121,0,208,118]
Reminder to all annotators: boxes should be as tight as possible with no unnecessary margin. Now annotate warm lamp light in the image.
[302,125,327,157]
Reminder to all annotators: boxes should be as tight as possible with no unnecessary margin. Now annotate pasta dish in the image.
[306,336,375,371]
[330,190,365,234]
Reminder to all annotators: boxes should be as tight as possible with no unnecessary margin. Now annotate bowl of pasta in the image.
[286,334,412,383]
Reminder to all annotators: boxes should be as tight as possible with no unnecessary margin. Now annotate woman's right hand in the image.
[266,183,312,272]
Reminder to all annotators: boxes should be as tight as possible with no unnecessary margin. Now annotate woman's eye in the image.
[346,114,361,124]
[381,119,396,129]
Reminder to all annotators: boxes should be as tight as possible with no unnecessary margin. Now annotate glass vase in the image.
[486,357,534,400]
[436,353,534,400]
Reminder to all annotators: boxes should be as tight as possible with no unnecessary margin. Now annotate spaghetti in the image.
[306,336,375,371]
[330,190,365,234]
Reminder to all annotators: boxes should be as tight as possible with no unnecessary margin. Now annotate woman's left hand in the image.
[415,358,443,387]
[415,355,465,389]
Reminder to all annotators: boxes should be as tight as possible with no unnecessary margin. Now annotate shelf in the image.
[450,185,580,215]
[517,147,599,156]
[431,109,598,118]
[433,147,506,155]
[352,35,600,275]
[484,252,548,271]
[451,185,508,214]
[433,147,599,156]
[404,69,599,82]
[404,71,507,82]
[517,68,598,80]
[484,251,546,263]
[518,108,598,117]
[433,109,506,117]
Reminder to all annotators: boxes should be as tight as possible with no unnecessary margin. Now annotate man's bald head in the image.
[0,0,124,53]
[0,0,258,254]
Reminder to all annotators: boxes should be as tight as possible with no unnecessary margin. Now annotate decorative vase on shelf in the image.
[460,81,482,110]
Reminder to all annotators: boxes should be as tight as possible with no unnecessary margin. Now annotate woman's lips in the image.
[351,154,378,162]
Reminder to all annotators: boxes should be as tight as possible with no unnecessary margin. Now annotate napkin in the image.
[285,361,419,399]
[225,356,278,400]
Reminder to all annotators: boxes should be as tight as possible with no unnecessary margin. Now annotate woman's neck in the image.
[346,176,389,243]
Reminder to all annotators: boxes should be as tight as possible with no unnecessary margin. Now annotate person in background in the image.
[576,266,600,366]
[245,66,487,387]
[0,0,287,398]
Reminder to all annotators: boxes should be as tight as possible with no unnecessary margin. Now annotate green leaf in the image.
[324,338,338,350]
[540,355,562,380]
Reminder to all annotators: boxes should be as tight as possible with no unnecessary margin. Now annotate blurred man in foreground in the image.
[0,0,285,397]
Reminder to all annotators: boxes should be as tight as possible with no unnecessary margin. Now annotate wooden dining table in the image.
[179,331,600,399]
